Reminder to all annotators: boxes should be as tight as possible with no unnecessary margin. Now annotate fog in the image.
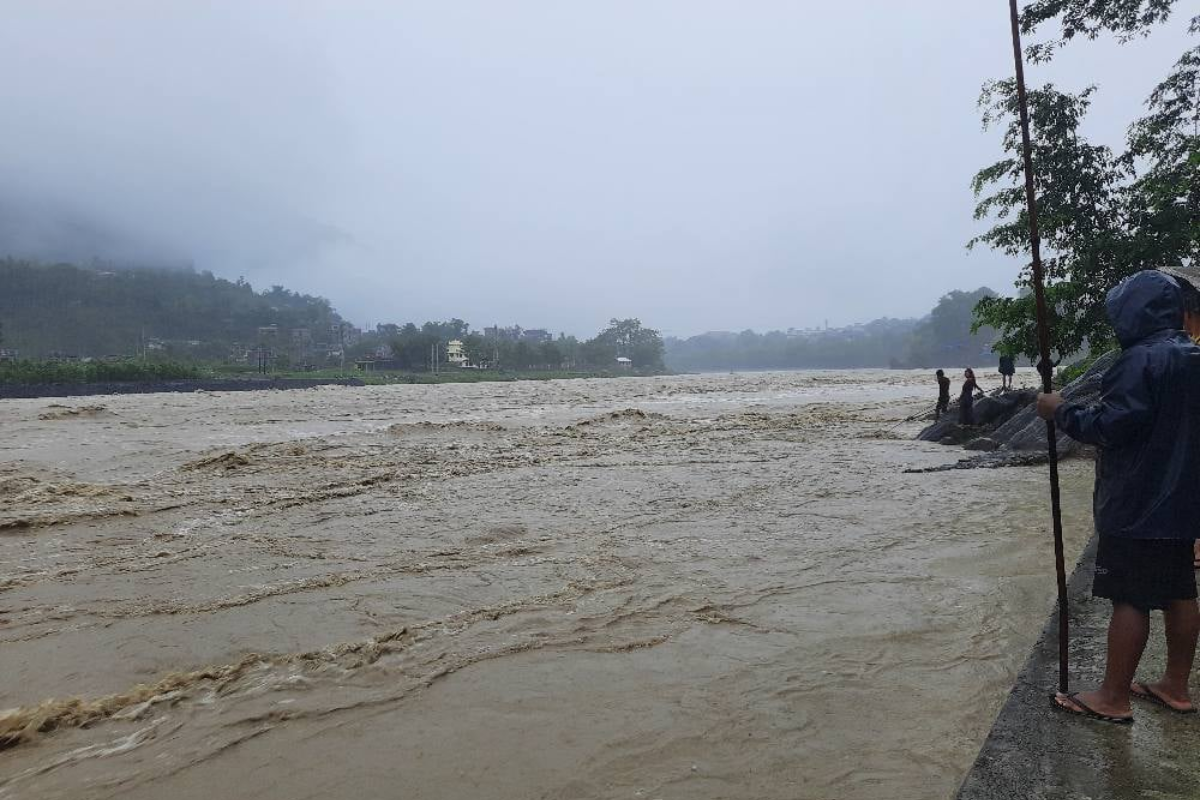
[0,2,1192,336]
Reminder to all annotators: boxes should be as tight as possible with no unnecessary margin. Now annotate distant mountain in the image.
[0,259,343,360]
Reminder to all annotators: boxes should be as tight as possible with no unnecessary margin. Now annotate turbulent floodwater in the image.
[0,370,1092,800]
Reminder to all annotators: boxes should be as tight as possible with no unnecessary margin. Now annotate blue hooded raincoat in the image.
[1056,270,1200,540]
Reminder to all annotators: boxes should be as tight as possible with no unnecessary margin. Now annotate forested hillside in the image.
[664,288,1002,372]
[0,259,342,359]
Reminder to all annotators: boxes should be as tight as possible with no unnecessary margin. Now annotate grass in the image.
[0,359,652,387]
[266,368,621,385]
[0,359,204,385]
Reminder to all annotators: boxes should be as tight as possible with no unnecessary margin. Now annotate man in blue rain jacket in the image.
[1038,270,1200,723]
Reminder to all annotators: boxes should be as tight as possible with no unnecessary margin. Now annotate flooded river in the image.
[0,370,1092,799]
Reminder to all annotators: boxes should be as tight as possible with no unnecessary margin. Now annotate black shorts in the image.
[1092,536,1197,611]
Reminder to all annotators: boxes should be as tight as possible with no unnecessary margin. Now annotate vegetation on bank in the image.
[0,258,341,360]
[0,359,203,385]
[665,288,1000,371]
[0,260,668,375]
[0,359,637,388]
[271,369,618,385]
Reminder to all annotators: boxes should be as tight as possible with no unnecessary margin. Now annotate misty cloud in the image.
[1,2,1193,335]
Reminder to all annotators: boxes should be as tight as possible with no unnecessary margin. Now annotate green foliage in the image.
[0,259,343,360]
[351,318,664,374]
[581,318,665,372]
[1021,0,1186,60]
[0,359,202,385]
[970,6,1198,361]
[905,288,999,367]
[665,319,920,372]
[1055,348,1114,386]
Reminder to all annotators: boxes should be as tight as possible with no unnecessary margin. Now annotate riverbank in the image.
[0,376,367,399]
[0,371,1093,799]
[0,370,649,399]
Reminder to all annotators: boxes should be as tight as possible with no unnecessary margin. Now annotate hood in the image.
[1106,270,1183,347]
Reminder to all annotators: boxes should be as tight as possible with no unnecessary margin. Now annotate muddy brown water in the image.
[0,370,1092,800]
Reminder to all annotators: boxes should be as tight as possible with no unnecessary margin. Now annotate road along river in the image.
[0,370,1092,800]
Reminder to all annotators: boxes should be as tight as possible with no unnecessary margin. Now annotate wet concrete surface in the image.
[958,535,1200,800]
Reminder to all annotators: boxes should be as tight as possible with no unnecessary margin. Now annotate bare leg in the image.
[1057,602,1149,717]
[1138,598,1199,710]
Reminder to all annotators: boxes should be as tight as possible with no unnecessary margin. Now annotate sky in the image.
[0,2,1194,338]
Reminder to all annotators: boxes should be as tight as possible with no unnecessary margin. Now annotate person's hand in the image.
[1037,391,1063,421]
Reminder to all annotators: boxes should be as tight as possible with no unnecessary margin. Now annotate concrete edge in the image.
[956,533,1200,799]
[954,533,1098,800]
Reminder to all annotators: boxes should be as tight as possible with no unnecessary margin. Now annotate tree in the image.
[461,333,488,368]
[582,318,665,371]
[539,340,563,369]
[1021,0,1186,60]
[905,288,998,367]
[969,4,1198,360]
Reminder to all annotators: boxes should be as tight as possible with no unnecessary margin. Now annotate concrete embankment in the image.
[957,534,1200,799]
[0,377,365,399]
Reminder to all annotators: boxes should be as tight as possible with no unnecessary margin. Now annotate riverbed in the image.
[0,370,1092,799]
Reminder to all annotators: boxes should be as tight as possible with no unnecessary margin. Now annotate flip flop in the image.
[1051,692,1134,725]
[1131,682,1198,715]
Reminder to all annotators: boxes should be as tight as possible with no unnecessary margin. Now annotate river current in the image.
[0,370,1091,799]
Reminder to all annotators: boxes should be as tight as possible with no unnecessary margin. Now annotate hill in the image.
[0,259,343,361]
[663,288,1001,372]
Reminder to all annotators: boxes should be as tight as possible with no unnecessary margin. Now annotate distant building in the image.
[355,358,405,372]
[616,356,632,370]
[522,329,552,344]
[447,339,467,366]
[0,348,19,362]
[484,324,522,342]
[331,322,362,346]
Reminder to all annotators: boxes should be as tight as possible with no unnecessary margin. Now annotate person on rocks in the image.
[935,369,951,420]
[998,353,1016,391]
[1038,270,1200,723]
[958,367,983,425]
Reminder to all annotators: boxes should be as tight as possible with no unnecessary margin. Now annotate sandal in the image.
[1131,682,1198,715]
[1051,692,1133,725]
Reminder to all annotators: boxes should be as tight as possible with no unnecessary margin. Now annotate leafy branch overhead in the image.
[1019,0,1192,60]
[970,1,1198,360]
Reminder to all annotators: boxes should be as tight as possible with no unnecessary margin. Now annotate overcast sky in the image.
[0,2,1193,337]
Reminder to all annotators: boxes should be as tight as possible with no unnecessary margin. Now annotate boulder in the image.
[921,420,976,444]
[964,437,1000,451]
[991,350,1118,453]
[916,388,1036,444]
[973,389,1037,427]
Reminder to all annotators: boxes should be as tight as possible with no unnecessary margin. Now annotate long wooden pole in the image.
[1007,0,1070,694]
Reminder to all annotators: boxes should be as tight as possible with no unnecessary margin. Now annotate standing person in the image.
[1158,267,1200,569]
[998,353,1016,391]
[935,369,951,420]
[958,367,982,425]
[1039,270,1200,723]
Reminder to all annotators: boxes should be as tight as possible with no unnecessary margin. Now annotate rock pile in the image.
[910,350,1118,471]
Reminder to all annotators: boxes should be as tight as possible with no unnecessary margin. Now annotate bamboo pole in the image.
[1006,0,1070,694]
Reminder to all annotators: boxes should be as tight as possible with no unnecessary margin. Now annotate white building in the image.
[447,339,468,366]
